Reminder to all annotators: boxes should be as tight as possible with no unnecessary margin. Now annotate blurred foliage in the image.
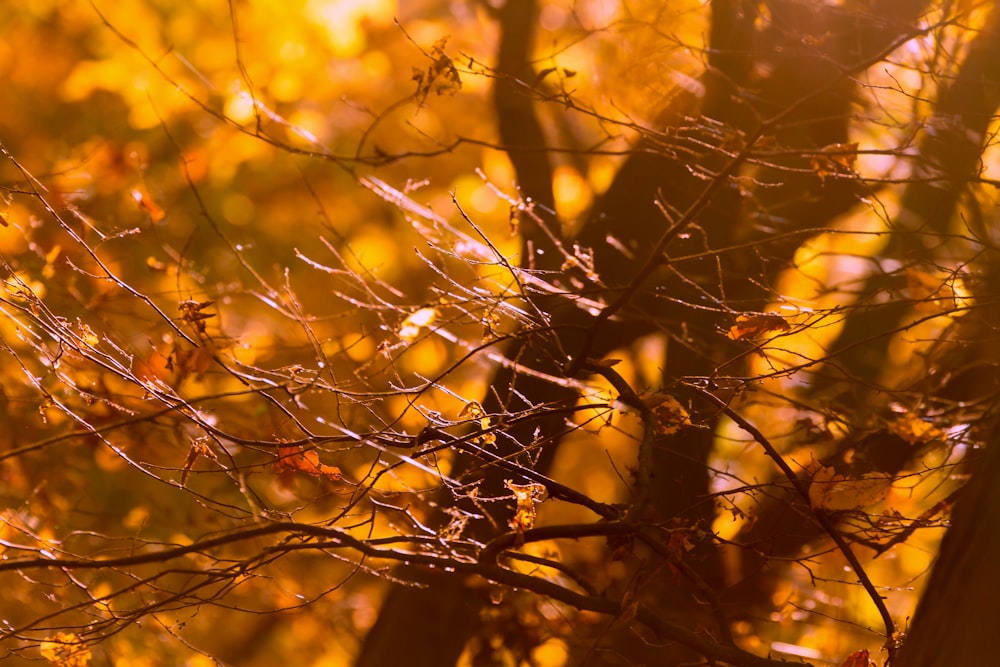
[1,1,999,666]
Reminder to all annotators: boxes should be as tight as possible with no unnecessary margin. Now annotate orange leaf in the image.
[811,142,859,181]
[131,187,165,222]
[275,445,341,481]
[727,313,791,341]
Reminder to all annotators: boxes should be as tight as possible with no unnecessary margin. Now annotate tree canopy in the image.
[1,1,999,666]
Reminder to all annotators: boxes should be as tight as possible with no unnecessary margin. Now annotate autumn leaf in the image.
[811,142,859,181]
[180,438,217,487]
[481,311,501,339]
[274,444,342,481]
[42,244,62,279]
[727,313,791,341]
[146,256,168,272]
[412,37,461,107]
[78,322,100,347]
[506,480,546,535]
[460,402,496,445]
[173,344,217,379]
[178,299,216,337]
[459,400,485,419]
[642,393,691,436]
[809,466,892,511]
[131,187,166,222]
[40,632,92,667]
[888,414,946,445]
[838,649,870,667]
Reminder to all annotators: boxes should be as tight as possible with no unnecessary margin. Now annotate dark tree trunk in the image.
[355,2,937,665]
[818,4,1000,388]
[894,430,1000,667]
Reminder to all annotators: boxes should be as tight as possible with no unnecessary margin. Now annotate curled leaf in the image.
[506,480,546,535]
[459,400,485,419]
[274,444,341,481]
[412,37,461,106]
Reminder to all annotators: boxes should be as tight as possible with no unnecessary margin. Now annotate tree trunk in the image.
[894,430,1000,667]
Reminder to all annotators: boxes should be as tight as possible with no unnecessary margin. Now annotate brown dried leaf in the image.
[180,439,217,487]
[811,142,859,181]
[838,649,871,667]
[643,394,691,436]
[412,37,461,106]
[809,466,892,511]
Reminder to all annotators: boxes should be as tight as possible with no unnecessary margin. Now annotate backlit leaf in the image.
[888,414,946,445]
[506,480,546,535]
[727,313,791,341]
[809,466,892,511]
[40,633,92,667]
[131,187,165,222]
[274,444,342,481]
[399,307,438,342]
[811,142,859,181]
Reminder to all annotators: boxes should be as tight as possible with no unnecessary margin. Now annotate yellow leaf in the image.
[78,323,100,347]
[506,480,546,534]
[42,244,62,278]
[459,400,485,419]
[40,633,92,667]
[888,414,946,445]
